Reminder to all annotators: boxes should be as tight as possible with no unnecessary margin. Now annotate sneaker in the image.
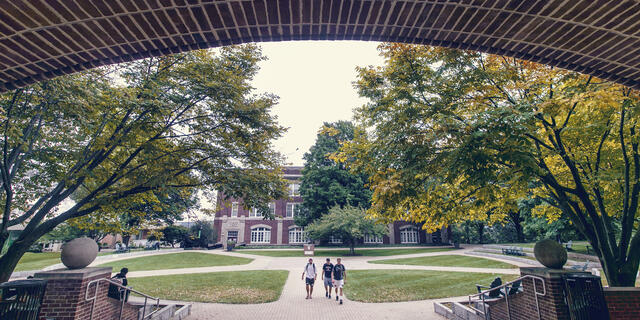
[328,295,331,299]
[340,299,343,305]
[336,296,339,301]
[326,292,328,298]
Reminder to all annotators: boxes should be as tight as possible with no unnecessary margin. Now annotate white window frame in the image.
[364,234,383,244]
[231,202,239,217]
[288,227,307,244]
[286,203,299,218]
[289,183,300,196]
[400,226,419,244]
[250,227,271,243]
[250,202,276,217]
[329,235,343,244]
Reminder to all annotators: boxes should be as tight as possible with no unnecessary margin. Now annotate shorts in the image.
[333,279,344,288]
[306,278,315,286]
[324,277,333,287]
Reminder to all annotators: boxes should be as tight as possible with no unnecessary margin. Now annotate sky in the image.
[59,41,386,220]
[252,41,385,165]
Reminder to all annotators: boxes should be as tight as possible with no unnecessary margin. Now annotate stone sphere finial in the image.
[60,237,99,269]
[534,239,568,269]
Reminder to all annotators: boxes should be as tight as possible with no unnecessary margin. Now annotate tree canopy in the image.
[0,45,287,281]
[296,121,371,226]
[304,205,387,255]
[341,43,640,286]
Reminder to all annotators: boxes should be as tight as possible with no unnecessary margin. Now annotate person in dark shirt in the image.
[108,267,129,301]
[321,258,334,299]
[332,257,347,304]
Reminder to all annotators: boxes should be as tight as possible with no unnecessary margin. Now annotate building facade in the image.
[213,166,450,246]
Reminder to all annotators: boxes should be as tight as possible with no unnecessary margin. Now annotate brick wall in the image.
[485,268,591,320]
[604,287,640,320]
[35,267,140,320]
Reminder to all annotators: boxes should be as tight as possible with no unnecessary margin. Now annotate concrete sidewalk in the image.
[122,247,527,320]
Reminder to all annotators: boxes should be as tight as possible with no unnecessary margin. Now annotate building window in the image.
[289,227,307,244]
[400,226,419,244]
[329,235,343,244]
[251,227,271,243]
[269,202,276,216]
[227,231,238,241]
[250,202,276,218]
[231,202,238,217]
[286,203,299,218]
[289,183,300,196]
[364,234,383,244]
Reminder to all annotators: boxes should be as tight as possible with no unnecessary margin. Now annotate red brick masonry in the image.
[34,267,139,320]
[604,287,640,320]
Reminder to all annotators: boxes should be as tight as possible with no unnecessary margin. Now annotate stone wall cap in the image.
[34,267,112,279]
[520,267,591,278]
[604,286,640,292]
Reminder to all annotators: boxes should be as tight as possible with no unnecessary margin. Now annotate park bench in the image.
[564,240,573,251]
[476,277,503,299]
[502,247,525,256]
[585,245,593,254]
[114,246,130,254]
[476,278,523,300]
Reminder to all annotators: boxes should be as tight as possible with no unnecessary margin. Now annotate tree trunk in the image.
[350,240,355,256]
[476,222,485,244]
[122,234,131,247]
[0,240,31,283]
[509,211,525,243]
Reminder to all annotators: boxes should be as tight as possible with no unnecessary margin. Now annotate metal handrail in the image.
[467,275,546,320]
[85,278,161,320]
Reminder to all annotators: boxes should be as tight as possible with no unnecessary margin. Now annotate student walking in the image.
[332,257,347,304]
[301,258,317,299]
[321,258,334,298]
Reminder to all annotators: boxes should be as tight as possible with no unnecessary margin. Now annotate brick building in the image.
[213,166,449,246]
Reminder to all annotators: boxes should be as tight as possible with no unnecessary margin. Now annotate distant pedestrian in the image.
[322,258,334,298]
[301,258,317,299]
[332,257,346,304]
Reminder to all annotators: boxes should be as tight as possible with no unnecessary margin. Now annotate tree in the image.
[296,121,371,226]
[183,221,216,248]
[70,187,198,246]
[304,205,387,255]
[161,225,189,248]
[0,45,287,282]
[342,43,640,286]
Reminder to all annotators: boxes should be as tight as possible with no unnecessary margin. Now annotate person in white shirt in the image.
[301,258,317,299]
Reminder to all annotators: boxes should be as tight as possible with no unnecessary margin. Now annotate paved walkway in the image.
[122,247,528,320]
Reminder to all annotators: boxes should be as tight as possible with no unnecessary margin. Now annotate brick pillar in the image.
[34,267,139,320]
[518,267,590,320]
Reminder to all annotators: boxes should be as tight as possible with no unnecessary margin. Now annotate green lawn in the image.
[370,255,517,269]
[13,252,61,271]
[129,270,288,303]
[347,270,518,302]
[97,252,252,271]
[236,247,454,257]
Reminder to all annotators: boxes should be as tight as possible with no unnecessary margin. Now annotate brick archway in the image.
[0,1,639,92]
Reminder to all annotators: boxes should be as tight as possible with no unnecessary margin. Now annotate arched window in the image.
[289,227,307,244]
[251,227,271,243]
[400,226,419,244]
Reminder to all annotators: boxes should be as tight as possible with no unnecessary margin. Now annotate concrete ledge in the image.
[34,266,112,279]
[520,267,591,279]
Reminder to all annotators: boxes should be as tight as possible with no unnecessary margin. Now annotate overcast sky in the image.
[252,41,385,166]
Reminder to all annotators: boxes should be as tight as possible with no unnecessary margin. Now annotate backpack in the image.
[305,263,316,274]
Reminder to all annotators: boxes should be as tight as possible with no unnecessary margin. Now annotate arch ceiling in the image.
[0,0,639,92]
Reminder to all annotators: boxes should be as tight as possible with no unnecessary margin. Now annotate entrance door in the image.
[227,230,238,243]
